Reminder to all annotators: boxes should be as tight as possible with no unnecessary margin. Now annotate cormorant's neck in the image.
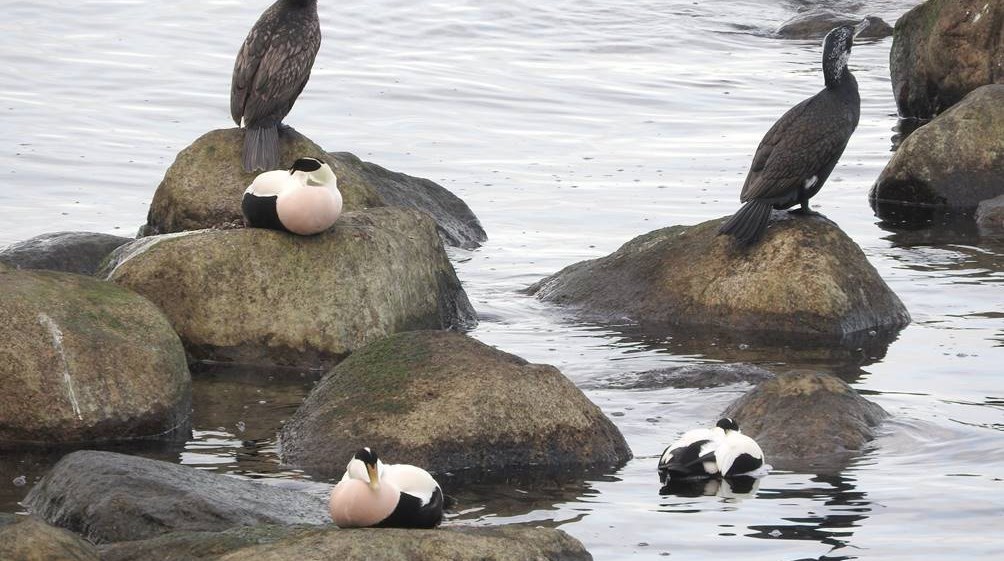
[284,0,316,7]
[825,66,853,90]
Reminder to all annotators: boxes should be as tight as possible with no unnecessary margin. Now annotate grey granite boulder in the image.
[776,11,891,40]
[0,269,190,444]
[890,0,1004,118]
[104,208,475,367]
[976,194,1004,236]
[872,85,1004,208]
[0,232,132,275]
[0,516,101,561]
[723,371,888,470]
[280,330,631,478]
[24,450,329,544]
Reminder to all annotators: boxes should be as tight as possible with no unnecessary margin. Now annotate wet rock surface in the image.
[0,232,132,275]
[0,516,101,561]
[872,85,1004,208]
[529,214,910,338]
[279,330,631,478]
[24,450,329,544]
[328,152,486,249]
[890,0,1004,119]
[105,208,475,367]
[723,371,888,470]
[976,194,1004,236]
[99,525,315,561]
[0,269,191,444]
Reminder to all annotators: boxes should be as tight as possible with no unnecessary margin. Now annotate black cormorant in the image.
[718,20,868,246]
[231,0,321,172]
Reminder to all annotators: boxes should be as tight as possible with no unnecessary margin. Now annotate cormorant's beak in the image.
[366,463,380,491]
[853,18,870,38]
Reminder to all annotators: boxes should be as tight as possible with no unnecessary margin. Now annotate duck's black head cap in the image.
[716,418,740,431]
[290,157,323,174]
[353,447,379,465]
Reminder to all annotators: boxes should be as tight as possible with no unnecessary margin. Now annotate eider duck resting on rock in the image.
[328,448,445,529]
[658,418,766,484]
[718,20,869,246]
[231,0,321,172]
[242,157,343,235]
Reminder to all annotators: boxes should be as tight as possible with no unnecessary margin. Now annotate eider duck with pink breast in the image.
[242,157,343,235]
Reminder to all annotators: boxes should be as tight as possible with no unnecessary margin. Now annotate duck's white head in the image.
[290,157,337,189]
[345,447,384,490]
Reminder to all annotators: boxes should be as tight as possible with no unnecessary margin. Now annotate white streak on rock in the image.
[37,313,83,421]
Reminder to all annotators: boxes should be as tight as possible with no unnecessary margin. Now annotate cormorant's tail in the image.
[242,125,279,172]
[718,200,773,246]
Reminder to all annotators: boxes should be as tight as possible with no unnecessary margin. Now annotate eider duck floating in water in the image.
[231,0,321,172]
[719,20,869,246]
[242,157,343,235]
[328,448,445,529]
[658,418,765,484]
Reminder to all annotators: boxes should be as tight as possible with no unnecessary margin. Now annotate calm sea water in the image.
[2,1,1003,559]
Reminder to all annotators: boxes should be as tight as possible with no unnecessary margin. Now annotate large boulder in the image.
[23,450,329,544]
[99,525,315,561]
[871,85,1004,208]
[104,208,475,367]
[279,330,631,478]
[0,269,191,444]
[214,526,592,561]
[143,128,383,235]
[529,214,910,338]
[890,0,1004,119]
[723,371,888,470]
[776,11,892,40]
[0,516,101,561]
[329,152,487,249]
[0,232,132,275]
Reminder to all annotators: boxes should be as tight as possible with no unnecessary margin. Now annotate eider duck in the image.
[713,417,765,477]
[719,20,869,246]
[231,0,321,172]
[328,448,444,529]
[242,157,342,235]
[657,425,726,483]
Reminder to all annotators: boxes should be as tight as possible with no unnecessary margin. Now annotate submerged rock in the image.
[24,450,329,544]
[328,152,486,249]
[890,0,1004,118]
[0,232,132,275]
[599,363,776,390]
[776,11,891,40]
[529,214,909,338]
[976,195,1004,236]
[143,128,383,235]
[0,269,191,444]
[105,208,475,367]
[0,516,101,561]
[723,371,888,469]
[213,525,592,561]
[872,85,1004,208]
[280,330,631,478]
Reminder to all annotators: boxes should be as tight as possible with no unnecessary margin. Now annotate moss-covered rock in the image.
[24,450,329,544]
[279,331,630,477]
[143,128,383,235]
[723,371,888,470]
[105,208,475,367]
[0,232,132,275]
[776,11,891,40]
[215,525,592,561]
[0,269,191,444]
[99,525,315,561]
[529,214,910,338]
[890,0,1004,118]
[0,516,101,561]
[872,85,1004,208]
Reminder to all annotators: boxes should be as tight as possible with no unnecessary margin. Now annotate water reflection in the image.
[660,476,761,499]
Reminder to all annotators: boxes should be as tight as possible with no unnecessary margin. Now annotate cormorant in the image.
[231,0,321,172]
[718,20,868,246]
[242,157,342,235]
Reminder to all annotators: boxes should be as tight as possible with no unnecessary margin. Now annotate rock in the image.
[776,11,892,40]
[104,208,475,367]
[279,330,631,478]
[528,214,910,338]
[871,85,1004,208]
[142,128,383,235]
[0,269,191,444]
[0,232,132,275]
[214,525,592,561]
[890,0,1004,119]
[100,525,314,561]
[0,516,101,561]
[722,371,888,468]
[23,450,329,544]
[597,363,776,390]
[977,194,1004,236]
[328,152,487,249]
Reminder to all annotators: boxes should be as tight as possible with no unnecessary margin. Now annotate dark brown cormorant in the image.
[231,0,321,172]
[719,20,868,246]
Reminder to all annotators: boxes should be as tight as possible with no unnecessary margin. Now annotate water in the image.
[2,0,1003,559]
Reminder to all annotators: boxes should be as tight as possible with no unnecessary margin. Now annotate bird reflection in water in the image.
[659,475,761,500]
